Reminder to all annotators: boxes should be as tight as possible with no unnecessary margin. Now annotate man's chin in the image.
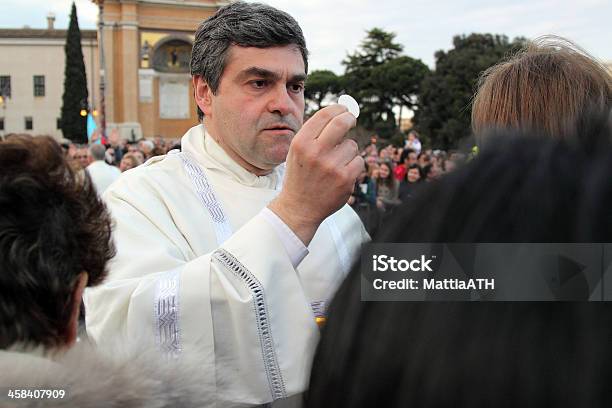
[263,148,290,168]
[267,153,289,167]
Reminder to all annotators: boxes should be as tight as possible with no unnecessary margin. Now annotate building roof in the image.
[0,28,97,40]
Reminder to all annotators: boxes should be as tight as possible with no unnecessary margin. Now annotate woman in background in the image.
[375,161,400,212]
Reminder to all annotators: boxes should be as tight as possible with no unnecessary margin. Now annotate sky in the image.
[1,0,610,73]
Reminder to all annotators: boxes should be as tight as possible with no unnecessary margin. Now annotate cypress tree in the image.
[60,2,88,143]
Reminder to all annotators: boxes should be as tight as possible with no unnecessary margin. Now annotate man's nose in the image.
[266,85,294,116]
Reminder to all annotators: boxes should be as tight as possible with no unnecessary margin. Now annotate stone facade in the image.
[94,0,228,140]
[0,28,98,140]
[0,1,227,141]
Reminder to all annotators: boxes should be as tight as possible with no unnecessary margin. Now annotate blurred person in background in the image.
[126,143,146,163]
[394,148,416,181]
[127,142,140,153]
[472,35,611,145]
[424,163,439,182]
[417,152,430,168]
[398,163,422,202]
[365,154,378,167]
[152,145,166,157]
[378,147,390,162]
[86,144,121,195]
[104,146,118,166]
[404,130,421,154]
[349,163,377,209]
[376,161,400,212]
[392,146,403,164]
[443,157,460,173]
[72,145,89,170]
[0,136,213,407]
[306,113,612,408]
[131,148,145,164]
[153,136,166,151]
[139,139,155,160]
[119,152,142,172]
[107,129,125,163]
[367,162,380,184]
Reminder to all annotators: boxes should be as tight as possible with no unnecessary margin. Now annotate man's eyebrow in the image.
[237,67,280,82]
[289,73,307,83]
[236,67,306,83]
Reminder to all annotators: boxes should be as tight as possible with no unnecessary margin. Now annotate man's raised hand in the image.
[268,104,364,245]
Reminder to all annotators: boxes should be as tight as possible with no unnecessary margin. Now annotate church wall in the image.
[0,34,98,140]
[99,0,220,140]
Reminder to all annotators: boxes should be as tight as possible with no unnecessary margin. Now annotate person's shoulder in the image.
[101,161,121,173]
[105,153,183,197]
[1,342,214,408]
[124,152,181,175]
[110,164,121,175]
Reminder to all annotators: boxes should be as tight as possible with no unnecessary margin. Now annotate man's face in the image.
[407,167,420,183]
[75,148,88,169]
[197,45,306,174]
[406,152,417,167]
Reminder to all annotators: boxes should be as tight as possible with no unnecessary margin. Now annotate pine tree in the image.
[341,28,429,139]
[60,2,88,143]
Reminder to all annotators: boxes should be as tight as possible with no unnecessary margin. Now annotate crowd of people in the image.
[0,134,183,201]
[64,135,181,172]
[350,132,466,234]
[1,1,611,407]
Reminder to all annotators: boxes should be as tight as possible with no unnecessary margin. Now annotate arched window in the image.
[151,38,192,73]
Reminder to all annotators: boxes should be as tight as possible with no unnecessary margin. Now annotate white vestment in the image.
[86,160,121,195]
[84,124,369,406]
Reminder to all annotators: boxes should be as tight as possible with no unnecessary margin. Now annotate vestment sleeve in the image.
[84,182,319,405]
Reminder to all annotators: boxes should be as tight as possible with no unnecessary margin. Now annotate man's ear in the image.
[193,76,214,118]
[64,272,88,348]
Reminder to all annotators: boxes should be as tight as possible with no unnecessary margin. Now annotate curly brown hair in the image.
[0,136,115,349]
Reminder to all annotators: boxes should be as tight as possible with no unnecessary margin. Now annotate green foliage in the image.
[344,28,402,69]
[414,33,525,149]
[342,28,430,139]
[372,56,429,110]
[60,2,88,144]
[304,70,341,112]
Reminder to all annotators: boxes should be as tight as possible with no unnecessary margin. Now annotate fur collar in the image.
[0,341,215,407]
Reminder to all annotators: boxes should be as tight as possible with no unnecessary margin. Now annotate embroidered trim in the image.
[310,300,327,318]
[178,152,233,244]
[213,248,287,401]
[154,268,182,358]
[327,216,351,275]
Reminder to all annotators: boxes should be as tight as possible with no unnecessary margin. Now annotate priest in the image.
[84,2,368,406]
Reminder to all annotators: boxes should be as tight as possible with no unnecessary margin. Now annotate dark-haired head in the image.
[0,136,115,350]
[406,163,421,183]
[399,148,415,166]
[306,114,612,407]
[190,1,308,121]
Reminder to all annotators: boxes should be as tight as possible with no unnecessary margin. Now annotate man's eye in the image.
[251,80,267,89]
[289,83,304,93]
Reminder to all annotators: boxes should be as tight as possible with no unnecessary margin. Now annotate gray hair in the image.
[89,144,106,161]
[190,1,309,121]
